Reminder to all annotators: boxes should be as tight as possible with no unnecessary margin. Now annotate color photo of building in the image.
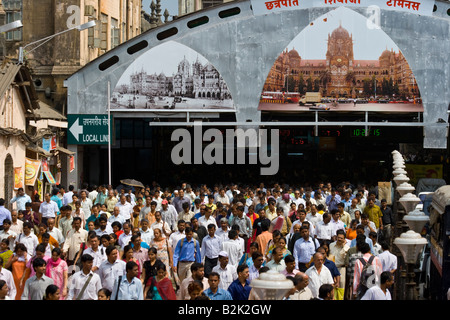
[260,8,422,111]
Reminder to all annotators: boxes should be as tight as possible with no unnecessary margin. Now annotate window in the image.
[111,18,119,49]
[4,0,22,41]
[100,13,108,50]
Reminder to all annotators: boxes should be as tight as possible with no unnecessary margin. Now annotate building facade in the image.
[263,24,420,98]
[1,0,142,114]
[178,0,234,16]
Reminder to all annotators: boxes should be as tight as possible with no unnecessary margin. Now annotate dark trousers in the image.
[298,263,308,273]
[204,256,218,278]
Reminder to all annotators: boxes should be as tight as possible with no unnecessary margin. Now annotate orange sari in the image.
[12,260,27,300]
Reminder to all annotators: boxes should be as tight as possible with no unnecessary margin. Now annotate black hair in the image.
[237,264,249,274]
[33,257,47,270]
[190,262,204,273]
[44,284,59,300]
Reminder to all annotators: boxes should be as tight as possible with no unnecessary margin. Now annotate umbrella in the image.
[120,179,145,188]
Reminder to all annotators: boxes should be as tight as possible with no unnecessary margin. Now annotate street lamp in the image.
[393,230,427,300]
[0,20,23,33]
[250,270,294,300]
[396,182,415,197]
[403,208,429,234]
[393,168,407,176]
[18,20,96,64]
[393,173,410,186]
[398,192,421,213]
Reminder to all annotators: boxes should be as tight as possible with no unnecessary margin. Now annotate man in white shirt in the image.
[315,212,334,244]
[46,218,64,245]
[115,195,133,222]
[62,217,88,264]
[0,256,16,299]
[150,211,171,238]
[198,206,218,230]
[9,209,23,236]
[220,230,243,268]
[88,186,98,204]
[211,251,237,290]
[39,193,59,225]
[306,204,323,229]
[292,189,306,208]
[378,241,397,274]
[330,209,346,238]
[83,234,107,274]
[62,186,74,207]
[305,252,334,298]
[201,224,222,277]
[15,222,39,257]
[139,219,154,246]
[98,245,126,292]
[359,213,378,238]
[289,272,313,300]
[118,222,133,249]
[160,199,178,232]
[361,271,393,300]
[67,254,102,300]
[109,206,126,226]
[215,218,230,243]
[266,247,287,272]
[0,219,17,251]
[169,220,186,252]
[215,188,230,209]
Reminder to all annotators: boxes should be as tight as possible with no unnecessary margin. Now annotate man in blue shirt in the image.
[50,188,62,215]
[326,188,342,212]
[204,272,233,300]
[10,188,32,212]
[111,260,144,300]
[172,227,201,282]
[227,264,252,300]
[293,226,320,272]
[0,198,12,231]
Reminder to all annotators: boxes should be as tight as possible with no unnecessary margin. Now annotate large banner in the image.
[258,6,423,113]
[251,0,435,16]
[405,164,443,186]
[111,41,235,112]
[25,158,41,186]
[14,167,23,190]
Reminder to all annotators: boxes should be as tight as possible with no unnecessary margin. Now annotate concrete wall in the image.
[0,87,27,201]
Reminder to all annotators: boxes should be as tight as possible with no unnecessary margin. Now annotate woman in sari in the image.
[5,243,28,300]
[266,236,291,262]
[0,239,13,268]
[45,247,68,300]
[346,219,358,241]
[149,228,173,278]
[144,263,176,300]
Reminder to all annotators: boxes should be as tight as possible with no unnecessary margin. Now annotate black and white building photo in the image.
[111,41,234,111]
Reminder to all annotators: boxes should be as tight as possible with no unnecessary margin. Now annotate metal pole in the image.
[107,81,112,186]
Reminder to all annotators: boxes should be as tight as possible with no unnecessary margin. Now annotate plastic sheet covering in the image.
[416,178,446,195]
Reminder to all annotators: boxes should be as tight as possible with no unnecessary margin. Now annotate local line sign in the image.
[68,114,112,145]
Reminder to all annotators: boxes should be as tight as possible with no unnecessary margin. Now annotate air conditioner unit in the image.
[85,5,95,16]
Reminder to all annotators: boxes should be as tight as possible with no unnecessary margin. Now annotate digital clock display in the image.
[351,128,381,137]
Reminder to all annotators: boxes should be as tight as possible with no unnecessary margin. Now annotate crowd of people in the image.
[0,180,398,300]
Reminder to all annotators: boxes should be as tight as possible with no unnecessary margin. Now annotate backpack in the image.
[356,255,376,299]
